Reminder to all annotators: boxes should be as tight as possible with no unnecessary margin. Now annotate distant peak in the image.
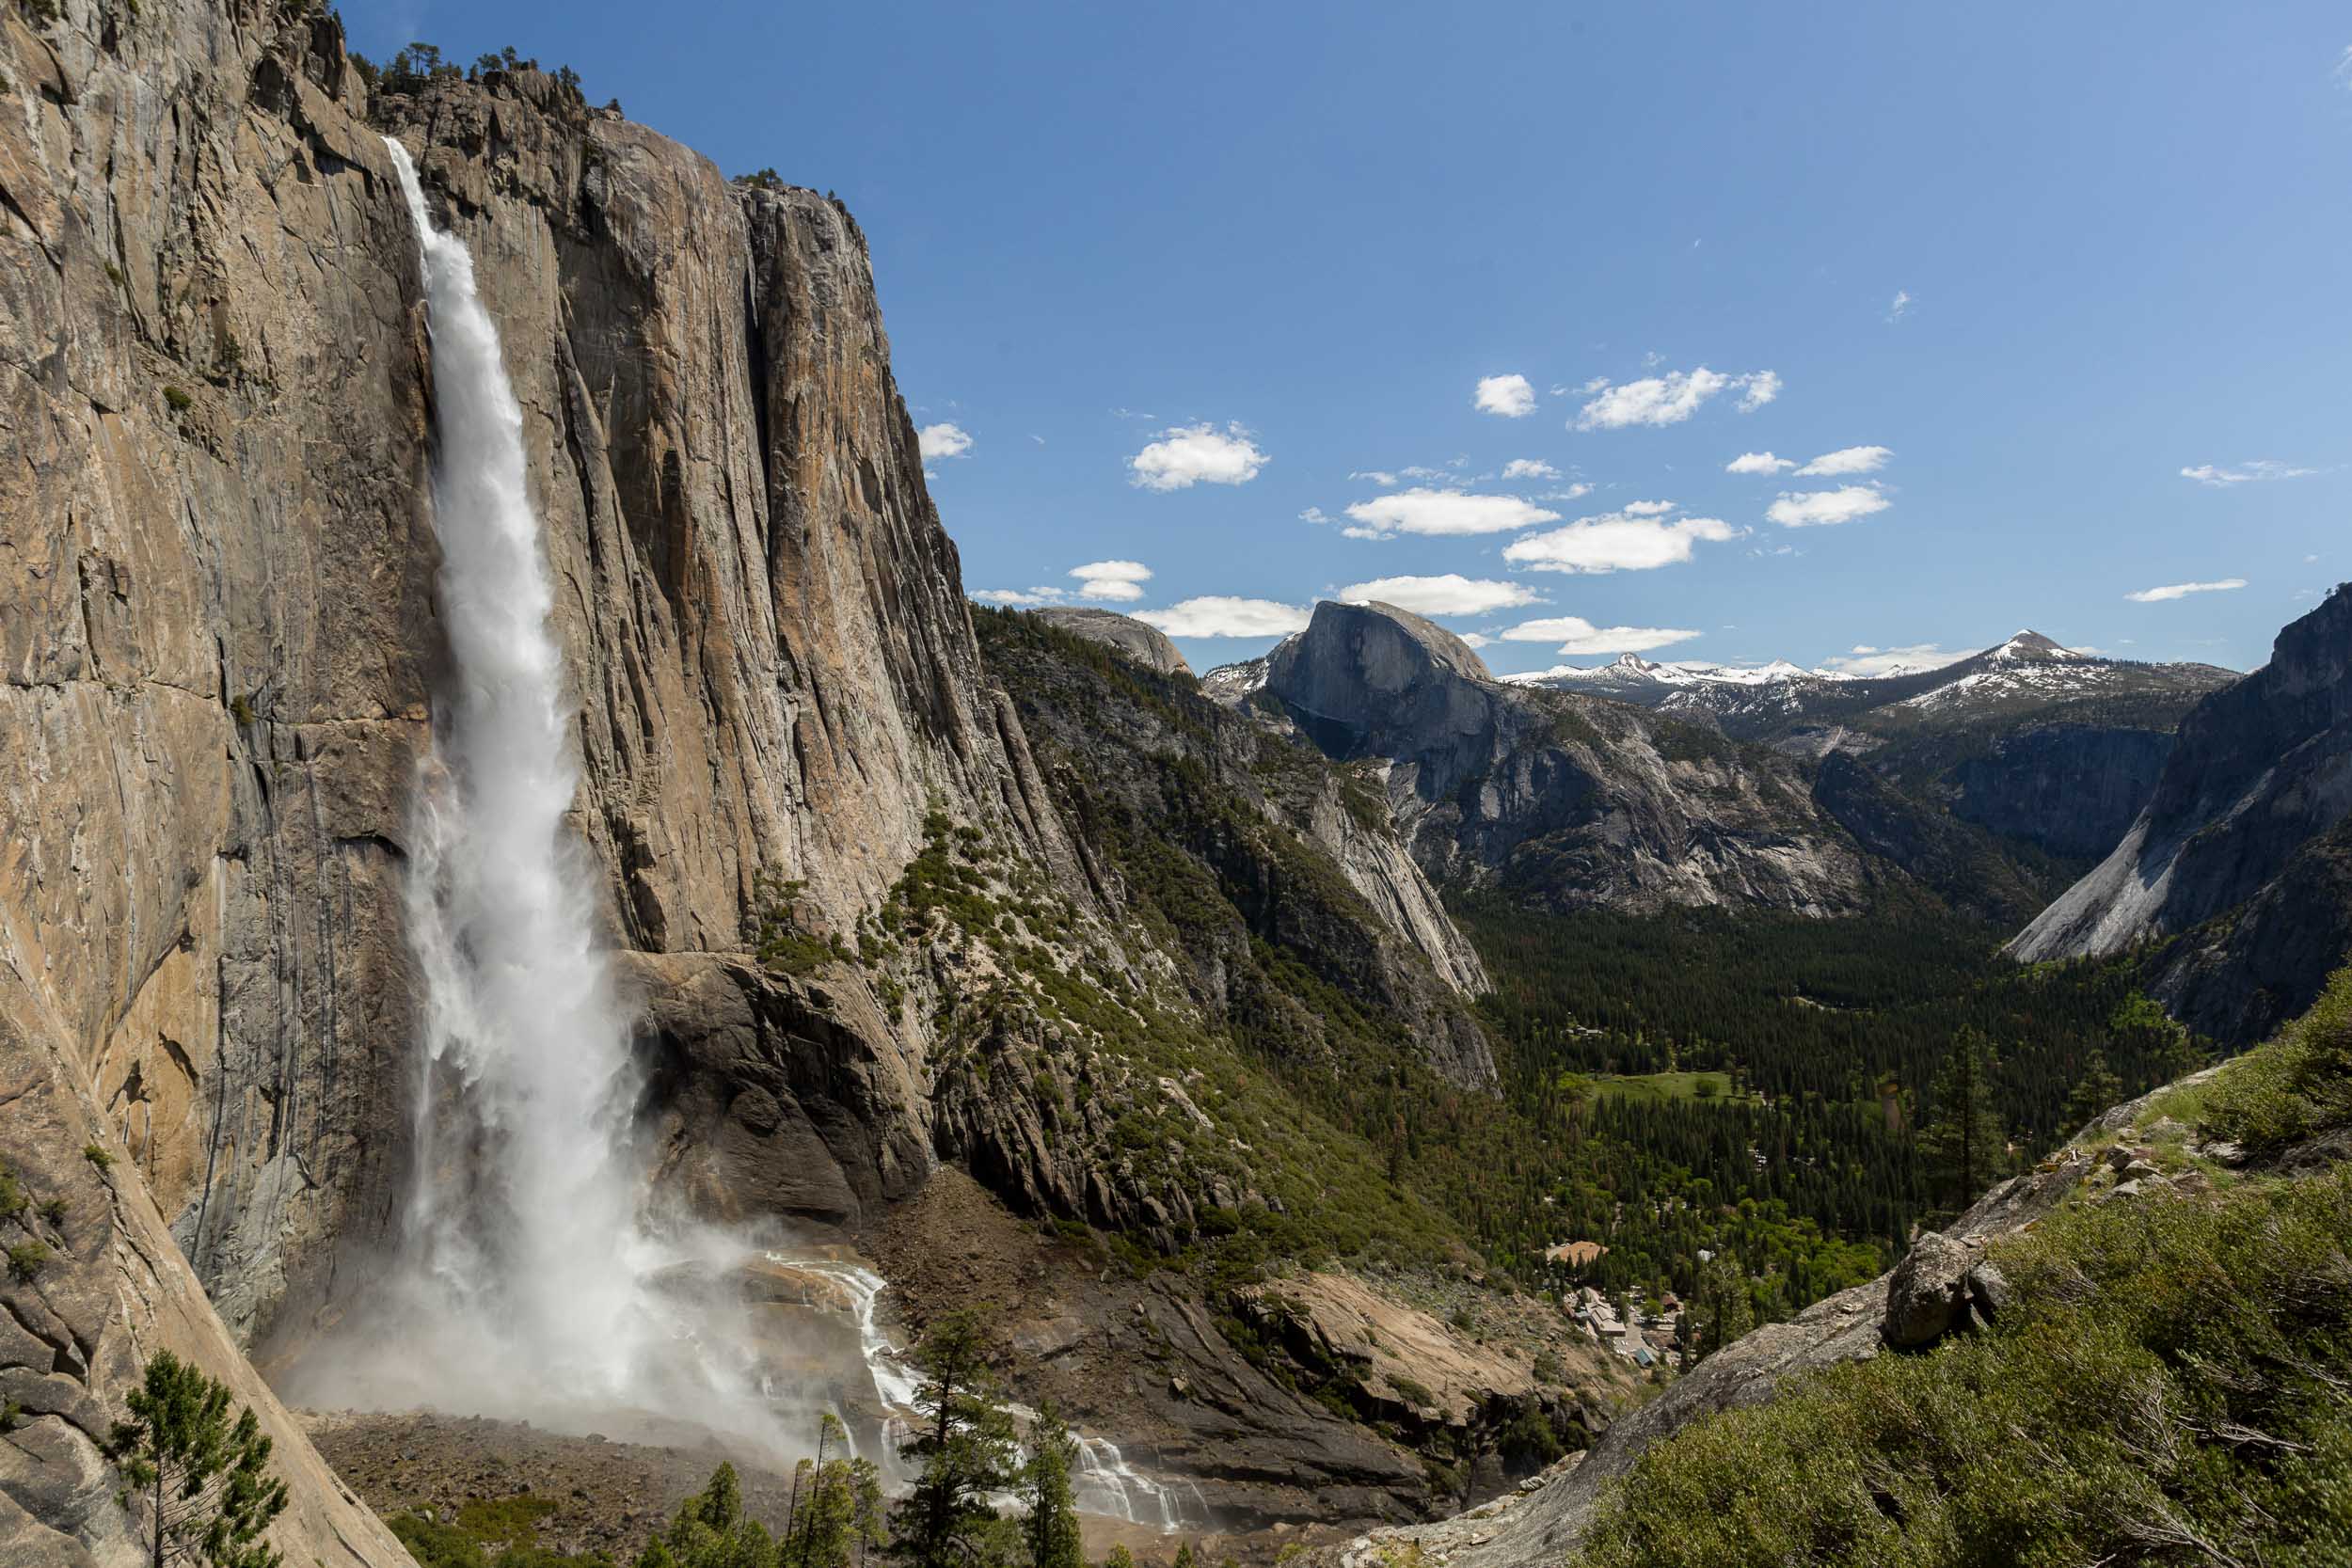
[1990,629,2086,663]
[1613,652,1658,672]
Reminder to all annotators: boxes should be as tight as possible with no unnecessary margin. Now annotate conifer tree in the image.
[1020,1404,1083,1568]
[107,1351,289,1568]
[887,1310,1017,1568]
[2061,1049,2125,1133]
[1918,1028,2009,1218]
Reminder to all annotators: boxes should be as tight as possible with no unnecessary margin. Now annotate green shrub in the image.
[2202,963,2352,1153]
[163,385,194,413]
[1577,1159,2352,1567]
[84,1143,115,1171]
[7,1242,50,1282]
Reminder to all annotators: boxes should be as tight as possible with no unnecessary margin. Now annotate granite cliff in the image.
[1224,601,2043,919]
[0,3,1531,1557]
[2010,584,2352,1043]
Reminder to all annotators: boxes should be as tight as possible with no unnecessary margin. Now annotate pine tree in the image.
[1020,1404,1083,1568]
[638,1462,782,1568]
[1692,1252,1754,1362]
[2061,1049,2125,1133]
[787,1414,882,1568]
[887,1310,1017,1568]
[1918,1029,2009,1218]
[107,1351,290,1568]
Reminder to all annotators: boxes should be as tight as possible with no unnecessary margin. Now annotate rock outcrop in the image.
[2010,585,2352,1041]
[1031,608,1192,677]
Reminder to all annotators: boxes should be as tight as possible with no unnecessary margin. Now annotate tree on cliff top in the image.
[107,1351,289,1568]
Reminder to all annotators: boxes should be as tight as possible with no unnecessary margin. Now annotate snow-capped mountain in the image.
[1505,630,2231,739]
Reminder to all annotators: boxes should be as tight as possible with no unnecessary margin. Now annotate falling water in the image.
[284,140,778,1450]
[298,141,1213,1528]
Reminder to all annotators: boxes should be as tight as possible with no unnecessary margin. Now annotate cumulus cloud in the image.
[1457,631,1492,649]
[1502,458,1561,480]
[2125,578,2248,603]
[1726,451,1794,475]
[918,422,974,460]
[1499,616,1702,656]
[1501,504,1740,574]
[1818,642,1958,676]
[1887,291,1913,323]
[1129,422,1268,490]
[1341,488,1561,539]
[970,586,1065,607]
[1474,374,1537,418]
[1574,368,1779,430]
[1069,560,1153,601]
[1350,470,1399,486]
[1335,575,1545,617]
[1542,483,1596,501]
[1134,596,1311,638]
[1796,445,1892,477]
[1766,485,1890,528]
[2179,460,2318,487]
[1736,371,1782,412]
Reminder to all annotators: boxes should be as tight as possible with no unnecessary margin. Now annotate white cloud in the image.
[1499,615,1702,656]
[1887,290,1913,324]
[1736,371,1781,412]
[1129,422,1268,491]
[1069,560,1153,601]
[2125,578,2248,603]
[1502,458,1560,480]
[1134,596,1311,638]
[2179,460,2317,487]
[1457,631,1492,649]
[918,422,974,460]
[1502,505,1740,574]
[1574,367,1779,430]
[1475,374,1537,418]
[1620,499,1677,515]
[971,586,1065,607]
[1541,483,1595,501]
[1341,488,1561,539]
[1766,485,1890,528]
[1796,445,1892,477]
[2337,44,2352,88]
[1726,451,1794,475]
[1335,574,1545,616]
[1350,470,1399,486]
[1819,643,1957,676]
[1300,505,1332,525]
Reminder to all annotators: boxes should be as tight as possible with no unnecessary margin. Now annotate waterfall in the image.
[293,140,777,1450]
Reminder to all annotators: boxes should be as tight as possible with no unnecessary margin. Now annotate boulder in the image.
[1881,1233,1982,1349]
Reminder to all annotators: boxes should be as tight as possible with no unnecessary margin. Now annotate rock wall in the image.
[0,3,1515,1554]
[2010,585,2352,1040]
[1947,724,2175,860]
[1252,602,1884,915]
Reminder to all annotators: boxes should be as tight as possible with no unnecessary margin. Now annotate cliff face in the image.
[0,4,1514,1554]
[1248,603,1890,915]
[1946,724,2176,859]
[2010,586,2352,1040]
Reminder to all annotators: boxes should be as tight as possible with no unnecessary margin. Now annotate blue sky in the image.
[355,3,2350,677]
